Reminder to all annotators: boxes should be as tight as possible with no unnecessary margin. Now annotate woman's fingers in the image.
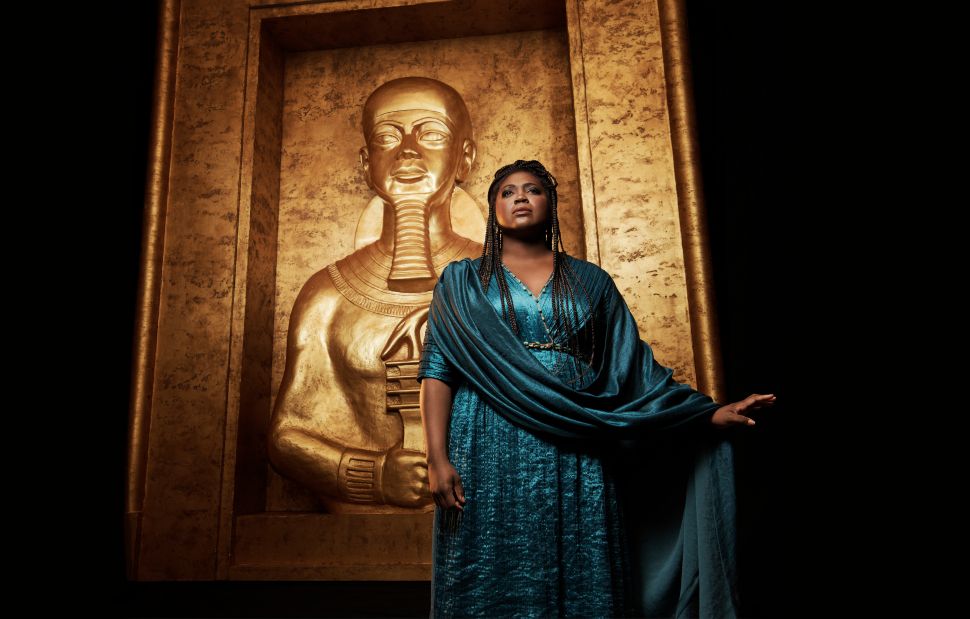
[432,477,451,509]
[734,394,776,425]
[710,394,776,429]
[441,482,456,509]
[454,477,466,507]
[435,482,448,508]
[738,394,776,413]
[437,491,454,509]
[754,395,776,409]
[434,473,467,510]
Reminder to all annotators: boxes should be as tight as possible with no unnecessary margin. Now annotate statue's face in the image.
[494,171,550,233]
[365,108,462,202]
[361,80,473,207]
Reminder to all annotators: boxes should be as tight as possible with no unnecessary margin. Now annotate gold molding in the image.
[658,0,726,402]
[564,0,600,265]
[126,0,182,580]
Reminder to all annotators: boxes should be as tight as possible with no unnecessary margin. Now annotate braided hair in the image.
[477,160,596,386]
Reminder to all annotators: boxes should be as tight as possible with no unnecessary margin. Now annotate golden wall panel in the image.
[573,0,698,385]
[135,0,251,579]
[129,0,721,581]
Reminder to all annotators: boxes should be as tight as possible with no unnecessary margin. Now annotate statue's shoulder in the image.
[287,262,343,326]
[305,262,342,298]
[456,238,484,260]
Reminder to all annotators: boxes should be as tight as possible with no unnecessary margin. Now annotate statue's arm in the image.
[268,275,387,504]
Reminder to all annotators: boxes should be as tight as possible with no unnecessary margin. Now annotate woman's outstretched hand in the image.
[428,458,467,512]
[711,393,776,429]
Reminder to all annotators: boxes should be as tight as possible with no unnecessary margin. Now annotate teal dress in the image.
[418,255,738,619]
[418,257,636,617]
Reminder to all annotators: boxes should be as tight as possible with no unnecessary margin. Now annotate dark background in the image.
[116,1,864,616]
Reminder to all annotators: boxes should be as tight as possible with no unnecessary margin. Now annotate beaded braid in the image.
[477,160,597,386]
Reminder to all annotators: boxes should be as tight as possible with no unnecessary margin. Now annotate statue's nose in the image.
[397,133,421,159]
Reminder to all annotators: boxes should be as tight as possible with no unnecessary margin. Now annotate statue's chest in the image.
[328,301,429,380]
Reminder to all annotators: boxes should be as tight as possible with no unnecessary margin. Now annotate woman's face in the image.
[493,171,550,235]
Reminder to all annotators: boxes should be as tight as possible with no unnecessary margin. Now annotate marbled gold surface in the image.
[130,0,723,581]
[571,0,699,386]
[135,0,251,580]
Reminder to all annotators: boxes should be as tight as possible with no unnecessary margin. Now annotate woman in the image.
[418,160,774,617]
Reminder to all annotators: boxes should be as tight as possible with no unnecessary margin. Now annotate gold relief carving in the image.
[381,307,428,455]
[268,77,483,514]
[337,448,386,504]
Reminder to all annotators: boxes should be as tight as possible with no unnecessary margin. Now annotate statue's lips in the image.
[392,169,427,182]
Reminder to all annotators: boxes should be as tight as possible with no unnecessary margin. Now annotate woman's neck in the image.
[499,234,550,262]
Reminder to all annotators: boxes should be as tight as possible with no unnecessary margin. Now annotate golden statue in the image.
[268,77,484,514]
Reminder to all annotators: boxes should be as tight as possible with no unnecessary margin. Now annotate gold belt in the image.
[523,341,570,353]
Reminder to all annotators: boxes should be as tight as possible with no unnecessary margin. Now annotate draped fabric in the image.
[418,255,739,618]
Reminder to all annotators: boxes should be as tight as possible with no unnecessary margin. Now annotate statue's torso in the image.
[322,237,483,450]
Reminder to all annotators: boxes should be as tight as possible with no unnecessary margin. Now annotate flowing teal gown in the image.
[419,258,635,617]
[417,255,738,618]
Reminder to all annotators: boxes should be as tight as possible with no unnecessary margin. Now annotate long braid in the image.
[477,160,597,386]
[479,180,518,334]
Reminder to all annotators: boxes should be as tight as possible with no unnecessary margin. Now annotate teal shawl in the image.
[427,257,739,618]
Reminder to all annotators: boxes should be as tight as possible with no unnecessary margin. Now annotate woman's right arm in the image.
[420,378,466,511]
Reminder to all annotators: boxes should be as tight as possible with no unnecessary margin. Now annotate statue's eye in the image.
[528,187,542,195]
[420,131,447,142]
[373,133,400,146]
[501,189,513,198]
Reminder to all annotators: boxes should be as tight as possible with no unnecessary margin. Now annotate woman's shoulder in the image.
[559,254,618,306]
[442,256,479,274]
[561,253,612,283]
[438,257,479,284]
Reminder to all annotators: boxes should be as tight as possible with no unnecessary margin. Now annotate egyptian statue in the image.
[268,77,485,514]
